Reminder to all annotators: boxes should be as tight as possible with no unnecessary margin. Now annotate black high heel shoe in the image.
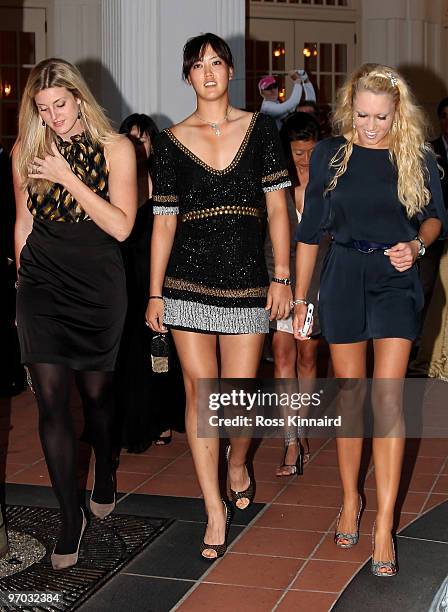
[226,445,255,510]
[200,500,233,560]
[276,443,304,477]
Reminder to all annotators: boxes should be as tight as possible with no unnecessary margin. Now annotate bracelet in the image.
[272,276,291,286]
[14,281,19,290]
[148,295,164,300]
[291,298,308,307]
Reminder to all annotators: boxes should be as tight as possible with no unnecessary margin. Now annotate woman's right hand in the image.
[145,298,168,333]
[293,302,312,341]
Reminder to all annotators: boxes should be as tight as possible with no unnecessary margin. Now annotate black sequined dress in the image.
[16,133,126,370]
[152,112,291,334]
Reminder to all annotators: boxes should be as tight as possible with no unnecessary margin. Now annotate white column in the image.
[101,0,246,128]
[120,0,161,117]
[52,0,102,99]
[216,0,246,109]
[101,0,122,123]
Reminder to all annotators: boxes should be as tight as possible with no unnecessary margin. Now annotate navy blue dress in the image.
[295,137,448,343]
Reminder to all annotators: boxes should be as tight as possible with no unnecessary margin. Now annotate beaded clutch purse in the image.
[150,334,170,373]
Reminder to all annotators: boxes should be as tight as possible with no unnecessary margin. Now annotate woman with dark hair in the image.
[146,33,292,559]
[265,112,327,476]
[115,114,184,452]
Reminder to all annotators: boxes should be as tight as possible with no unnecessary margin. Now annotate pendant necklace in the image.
[195,106,233,136]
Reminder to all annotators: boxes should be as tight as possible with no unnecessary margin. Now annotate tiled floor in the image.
[1,390,448,611]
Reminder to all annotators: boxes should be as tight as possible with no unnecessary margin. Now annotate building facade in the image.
[1,0,448,149]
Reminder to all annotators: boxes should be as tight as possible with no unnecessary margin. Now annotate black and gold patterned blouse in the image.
[27,133,109,222]
[152,112,291,334]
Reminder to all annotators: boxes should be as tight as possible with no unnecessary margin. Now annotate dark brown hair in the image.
[182,33,234,81]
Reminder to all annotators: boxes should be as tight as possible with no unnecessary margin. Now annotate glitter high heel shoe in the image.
[371,523,398,577]
[51,508,86,571]
[200,500,233,560]
[334,494,363,548]
[226,445,255,510]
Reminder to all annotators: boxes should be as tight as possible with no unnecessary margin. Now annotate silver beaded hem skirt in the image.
[163,298,269,334]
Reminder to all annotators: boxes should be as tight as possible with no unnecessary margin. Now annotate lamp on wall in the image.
[0,80,12,98]
[303,46,318,58]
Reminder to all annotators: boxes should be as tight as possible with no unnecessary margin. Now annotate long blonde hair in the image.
[327,63,432,217]
[15,57,116,193]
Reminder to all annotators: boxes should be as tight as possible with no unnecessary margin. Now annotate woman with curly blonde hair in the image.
[13,58,137,570]
[293,63,447,576]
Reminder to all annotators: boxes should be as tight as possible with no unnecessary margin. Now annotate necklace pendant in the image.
[210,123,221,136]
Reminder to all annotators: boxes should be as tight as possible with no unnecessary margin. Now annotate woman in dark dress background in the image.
[13,58,137,569]
[294,64,447,576]
[115,114,184,453]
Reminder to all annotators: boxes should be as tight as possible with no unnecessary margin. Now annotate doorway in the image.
[247,18,355,113]
[0,7,47,151]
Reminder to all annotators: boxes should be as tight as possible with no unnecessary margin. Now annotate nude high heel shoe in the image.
[90,466,116,520]
[51,508,87,571]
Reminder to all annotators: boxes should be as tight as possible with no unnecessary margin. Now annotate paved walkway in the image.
[1,391,447,611]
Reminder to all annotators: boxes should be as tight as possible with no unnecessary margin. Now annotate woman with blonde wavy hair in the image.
[293,63,447,576]
[13,58,137,570]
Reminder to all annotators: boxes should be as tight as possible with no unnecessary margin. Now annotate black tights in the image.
[28,363,115,554]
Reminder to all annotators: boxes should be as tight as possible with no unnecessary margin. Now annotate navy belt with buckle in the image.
[336,239,395,253]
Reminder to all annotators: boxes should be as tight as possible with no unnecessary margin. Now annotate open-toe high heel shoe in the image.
[334,494,363,548]
[200,500,233,561]
[226,445,255,510]
[276,443,303,477]
[51,508,87,571]
[371,523,398,577]
[155,430,172,446]
[90,464,116,520]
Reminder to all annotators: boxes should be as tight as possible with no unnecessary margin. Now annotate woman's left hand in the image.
[28,142,72,185]
[265,283,293,320]
[385,241,419,272]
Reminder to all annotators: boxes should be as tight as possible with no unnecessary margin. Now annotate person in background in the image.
[417,98,448,324]
[296,99,319,118]
[259,71,316,128]
[265,112,327,476]
[114,114,184,453]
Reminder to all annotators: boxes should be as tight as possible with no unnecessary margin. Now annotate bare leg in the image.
[330,342,367,543]
[296,337,319,462]
[219,333,265,509]
[371,338,409,572]
[170,330,222,559]
[272,331,299,476]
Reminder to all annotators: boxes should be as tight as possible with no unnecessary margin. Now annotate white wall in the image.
[39,0,245,129]
[100,0,245,128]
[360,0,448,130]
[157,0,246,127]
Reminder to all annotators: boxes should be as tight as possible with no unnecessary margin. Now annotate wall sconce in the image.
[0,81,12,97]
[303,46,318,58]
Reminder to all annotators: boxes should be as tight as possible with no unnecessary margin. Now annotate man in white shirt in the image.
[259,71,316,128]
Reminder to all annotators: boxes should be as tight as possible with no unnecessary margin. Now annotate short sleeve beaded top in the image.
[152,112,291,334]
[27,133,109,223]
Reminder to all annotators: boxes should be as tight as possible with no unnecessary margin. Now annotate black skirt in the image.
[16,219,126,371]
